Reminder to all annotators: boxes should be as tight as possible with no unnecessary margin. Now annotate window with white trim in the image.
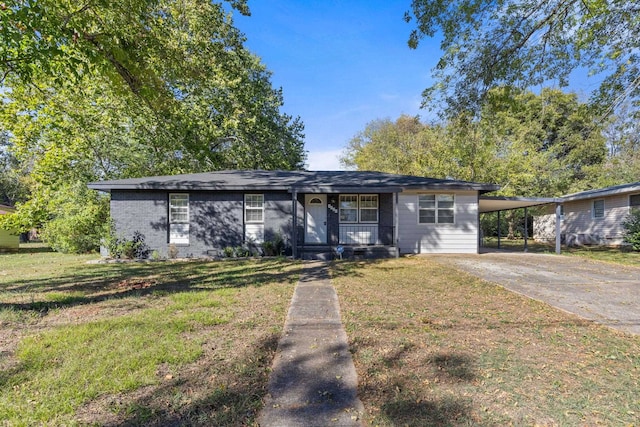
[339,194,379,223]
[418,194,455,224]
[359,195,378,223]
[631,194,640,213]
[244,194,264,223]
[339,195,358,223]
[593,199,605,219]
[169,193,189,244]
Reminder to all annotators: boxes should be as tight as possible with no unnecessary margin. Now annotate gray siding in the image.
[534,193,637,245]
[190,192,243,256]
[111,190,170,255]
[397,191,479,254]
[264,192,295,248]
[111,190,294,257]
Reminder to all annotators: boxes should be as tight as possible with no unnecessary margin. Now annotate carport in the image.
[479,196,563,253]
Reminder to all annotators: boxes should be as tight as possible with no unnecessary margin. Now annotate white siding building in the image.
[398,191,479,254]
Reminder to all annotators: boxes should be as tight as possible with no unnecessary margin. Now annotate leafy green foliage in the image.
[0,130,29,206]
[406,0,640,116]
[40,183,109,253]
[342,88,607,197]
[623,210,640,251]
[0,0,306,252]
[107,230,151,259]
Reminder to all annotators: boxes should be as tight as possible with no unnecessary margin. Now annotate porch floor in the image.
[297,244,398,260]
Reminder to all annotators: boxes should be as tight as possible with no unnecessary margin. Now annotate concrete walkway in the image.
[258,262,363,426]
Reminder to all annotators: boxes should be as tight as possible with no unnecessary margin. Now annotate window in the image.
[418,194,455,224]
[359,195,378,223]
[169,194,189,223]
[593,199,605,219]
[339,194,379,223]
[169,194,189,244]
[631,194,640,213]
[339,195,358,223]
[244,194,264,223]
[560,205,565,220]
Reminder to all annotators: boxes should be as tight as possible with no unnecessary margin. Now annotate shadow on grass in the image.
[1,259,300,315]
[381,397,472,427]
[350,332,477,425]
[329,259,387,280]
[96,334,280,426]
[430,353,477,382]
[17,245,56,254]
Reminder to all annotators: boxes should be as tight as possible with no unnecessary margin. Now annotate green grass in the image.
[0,246,300,425]
[483,237,640,266]
[332,258,640,426]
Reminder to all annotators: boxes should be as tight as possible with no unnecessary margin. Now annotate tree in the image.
[342,88,605,195]
[0,1,306,251]
[0,130,29,206]
[406,0,640,117]
[598,102,640,186]
[481,87,607,197]
[342,88,607,238]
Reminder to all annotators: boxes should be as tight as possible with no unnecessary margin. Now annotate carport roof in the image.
[479,196,559,213]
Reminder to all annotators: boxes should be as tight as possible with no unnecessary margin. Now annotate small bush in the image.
[168,244,179,259]
[131,231,150,259]
[223,246,235,258]
[262,234,286,256]
[623,210,640,251]
[106,229,151,259]
[235,246,251,257]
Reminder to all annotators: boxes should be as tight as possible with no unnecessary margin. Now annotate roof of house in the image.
[87,170,500,194]
[562,181,640,202]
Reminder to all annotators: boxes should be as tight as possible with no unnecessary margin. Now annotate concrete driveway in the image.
[433,252,640,335]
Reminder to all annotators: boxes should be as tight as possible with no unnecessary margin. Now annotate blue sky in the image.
[234,1,439,170]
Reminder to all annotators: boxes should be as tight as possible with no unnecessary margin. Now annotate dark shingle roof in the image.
[562,181,640,202]
[88,170,499,193]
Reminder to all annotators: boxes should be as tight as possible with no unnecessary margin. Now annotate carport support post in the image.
[555,202,562,254]
[497,210,501,249]
[523,207,528,252]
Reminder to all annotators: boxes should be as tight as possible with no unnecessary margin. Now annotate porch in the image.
[298,244,399,260]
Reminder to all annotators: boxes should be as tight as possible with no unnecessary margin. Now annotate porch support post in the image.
[555,202,562,254]
[497,210,501,249]
[292,190,298,259]
[394,192,399,258]
[523,207,528,252]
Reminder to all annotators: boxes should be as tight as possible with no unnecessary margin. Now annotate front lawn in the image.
[4,248,639,425]
[0,248,300,425]
[333,258,640,426]
[482,237,640,266]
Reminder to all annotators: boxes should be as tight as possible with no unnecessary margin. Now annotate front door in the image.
[305,194,327,244]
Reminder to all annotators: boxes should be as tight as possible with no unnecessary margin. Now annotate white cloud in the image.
[306,149,345,171]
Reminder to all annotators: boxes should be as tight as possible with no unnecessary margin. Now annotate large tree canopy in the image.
[0,0,306,251]
[342,88,607,197]
[406,0,640,116]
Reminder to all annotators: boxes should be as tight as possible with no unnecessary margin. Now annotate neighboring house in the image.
[88,170,499,259]
[0,204,20,251]
[534,182,640,246]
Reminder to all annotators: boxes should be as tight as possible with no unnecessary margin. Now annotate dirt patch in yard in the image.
[436,252,640,335]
